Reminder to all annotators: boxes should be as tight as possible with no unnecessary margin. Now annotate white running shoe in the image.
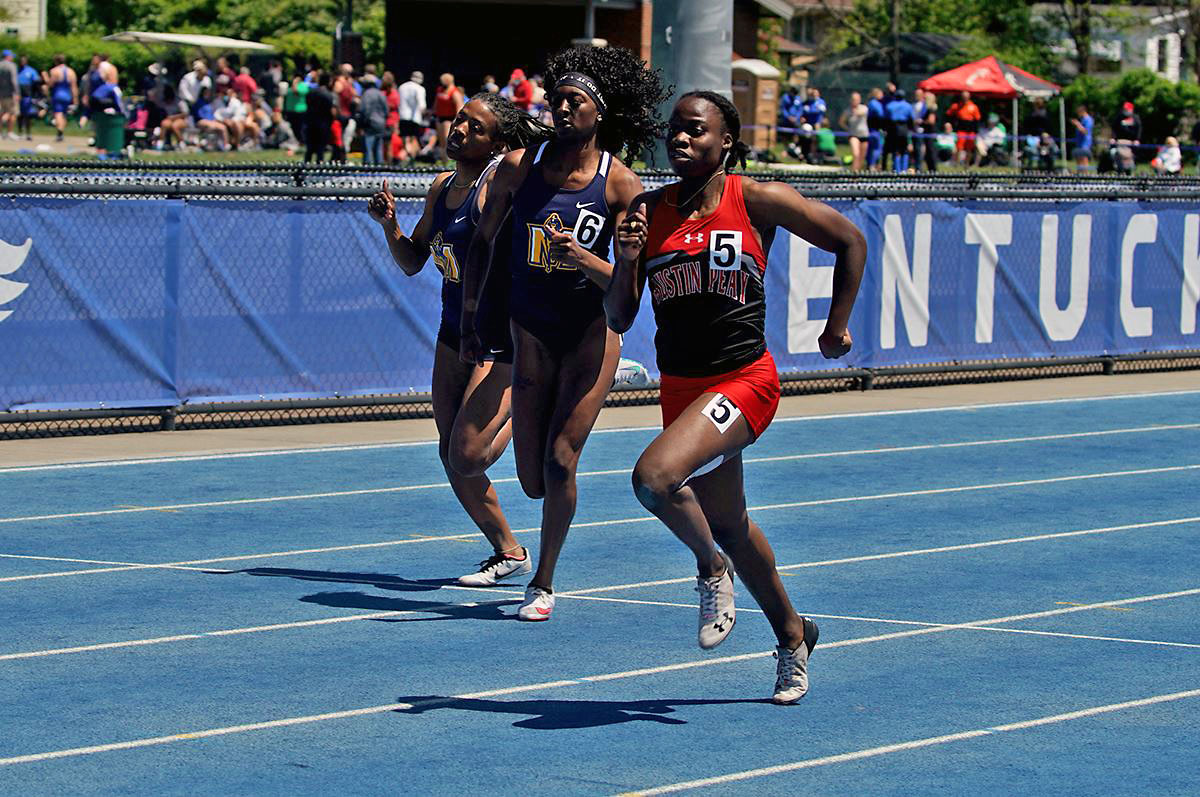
[773,617,820,704]
[517,585,555,621]
[696,552,736,649]
[613,357,650,388]
[457,548,531,587]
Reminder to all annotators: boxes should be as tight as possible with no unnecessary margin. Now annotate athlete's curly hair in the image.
[544,45,670,164]
[470,92,554,151]
[680,90,752,171]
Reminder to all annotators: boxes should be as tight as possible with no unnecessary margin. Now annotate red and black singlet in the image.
[642,174,769,378]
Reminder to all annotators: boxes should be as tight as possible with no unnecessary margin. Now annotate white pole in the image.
[1012,96,1019,168]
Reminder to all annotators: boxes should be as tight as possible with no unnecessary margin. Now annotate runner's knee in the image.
[447,429,489,477]
[631,458,682,512]
[543,440,579,490]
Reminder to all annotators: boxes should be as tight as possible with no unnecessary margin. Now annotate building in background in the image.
[0,0,46,40]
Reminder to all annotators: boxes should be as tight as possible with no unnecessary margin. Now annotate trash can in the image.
[92,111,125,156]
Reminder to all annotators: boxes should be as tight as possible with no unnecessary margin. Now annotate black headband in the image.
[555,72,606,114]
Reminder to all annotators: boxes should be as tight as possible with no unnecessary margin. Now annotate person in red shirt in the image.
[434,73,465,161]
[508,68,533,111]
[232,66,257,103]
[606,91,865,703]
[946,90,981,165]
[381,71,401,163]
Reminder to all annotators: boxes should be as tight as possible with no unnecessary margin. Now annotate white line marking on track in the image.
[4,512,1198,590]
[563,516,1200,595]
[618,688,1200,795]
[0,586,1194,767]
[3,389,1196,474]
[6,583,1200,663]
[3,458,1196,530]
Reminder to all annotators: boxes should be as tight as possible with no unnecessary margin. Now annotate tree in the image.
[816,0,1057,79]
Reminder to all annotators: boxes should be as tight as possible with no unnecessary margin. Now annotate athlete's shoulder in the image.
[739,175,801,207]
[633,185,667,219]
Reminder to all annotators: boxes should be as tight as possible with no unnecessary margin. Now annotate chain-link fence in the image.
[0,166,1196,439]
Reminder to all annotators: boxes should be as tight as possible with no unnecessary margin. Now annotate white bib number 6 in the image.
[702,392,742,434]
[709,229,743,272]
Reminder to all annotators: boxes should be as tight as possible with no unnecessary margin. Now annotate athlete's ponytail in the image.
[471,92,554,152]
[680,90,751,171]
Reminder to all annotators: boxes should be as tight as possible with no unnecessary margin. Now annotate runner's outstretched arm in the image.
[744,180,866,358]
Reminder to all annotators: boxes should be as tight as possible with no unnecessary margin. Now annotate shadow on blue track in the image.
[393,695,768,729]
[299,590,518,622]
[228,566,459,592]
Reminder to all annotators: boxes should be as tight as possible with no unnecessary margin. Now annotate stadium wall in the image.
[0,197,1197,413]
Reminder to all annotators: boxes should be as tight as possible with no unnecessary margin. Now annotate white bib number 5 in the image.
[702,393,742,434]
[709,229,743,272]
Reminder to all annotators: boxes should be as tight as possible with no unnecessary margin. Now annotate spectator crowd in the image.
[777,81,1196,175]
[0,48,563,164]
[0,46,1193,174]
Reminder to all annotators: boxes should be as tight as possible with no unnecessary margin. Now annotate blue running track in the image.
[1,389,1198,794]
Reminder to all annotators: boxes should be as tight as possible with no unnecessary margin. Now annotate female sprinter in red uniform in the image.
[369,94,551,586]
[606,91,866,702]
[461,45,668,621]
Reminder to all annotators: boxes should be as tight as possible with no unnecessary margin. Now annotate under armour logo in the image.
[712,612,733,633]
[683,232,705,244]
[0,237,31,323]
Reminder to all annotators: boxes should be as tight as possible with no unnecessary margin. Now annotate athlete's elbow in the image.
[604,301,636,334]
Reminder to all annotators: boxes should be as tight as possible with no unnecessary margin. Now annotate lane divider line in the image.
[0,586,1195,765]
[5,387,1196,475]
[618,688,1200,795]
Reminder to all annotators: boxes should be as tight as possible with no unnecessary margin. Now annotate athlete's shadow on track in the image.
[228,567,458,592]
[299,590,517,622]
[393,695,768,729]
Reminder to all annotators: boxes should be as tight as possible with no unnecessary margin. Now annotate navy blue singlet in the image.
[427,158,512,361]
[509,142,615,347]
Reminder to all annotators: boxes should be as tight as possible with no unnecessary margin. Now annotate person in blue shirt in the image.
[885,89,915,172]
[795,87,827,163]
[1070,104,1094,170]
[777,85,802,159]
[866,87,886,170]
[16,55,40,141]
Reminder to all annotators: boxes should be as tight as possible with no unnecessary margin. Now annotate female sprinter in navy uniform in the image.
[606,92,866,702]
[461,45,668,621]
[369,94,551,586]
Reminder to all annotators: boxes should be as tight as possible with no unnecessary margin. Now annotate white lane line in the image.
[619,688,1200,795]
[563,516,1200,596]
[1,422,1193,511]
[0,440,439,475]
[0,586,1194,767]
[3,458,1196,529]
[7,581,1200,664]
[4,509,1198,589]
[4,389,1197,474]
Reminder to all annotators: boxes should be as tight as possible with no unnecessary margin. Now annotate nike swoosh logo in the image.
[536,607,552,615]
[575,202,594,209]
[488,348,505,354]
[454,216,467,224]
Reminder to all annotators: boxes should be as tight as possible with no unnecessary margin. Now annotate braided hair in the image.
[470,92,554,151]
[544,45,670,164]
[679,90,752,171]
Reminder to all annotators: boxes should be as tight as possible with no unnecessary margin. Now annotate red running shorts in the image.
[659,350,781,440]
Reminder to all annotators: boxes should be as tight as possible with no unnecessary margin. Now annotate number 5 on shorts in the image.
[702,393,742,434]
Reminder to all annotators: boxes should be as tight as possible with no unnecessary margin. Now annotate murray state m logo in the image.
[429,232,461,282]
[527,213,574,273]
[0,237,31,323]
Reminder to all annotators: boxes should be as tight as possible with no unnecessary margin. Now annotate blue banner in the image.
[0,197,1196,412]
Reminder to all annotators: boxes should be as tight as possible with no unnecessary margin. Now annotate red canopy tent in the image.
[919,56,1064,164]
